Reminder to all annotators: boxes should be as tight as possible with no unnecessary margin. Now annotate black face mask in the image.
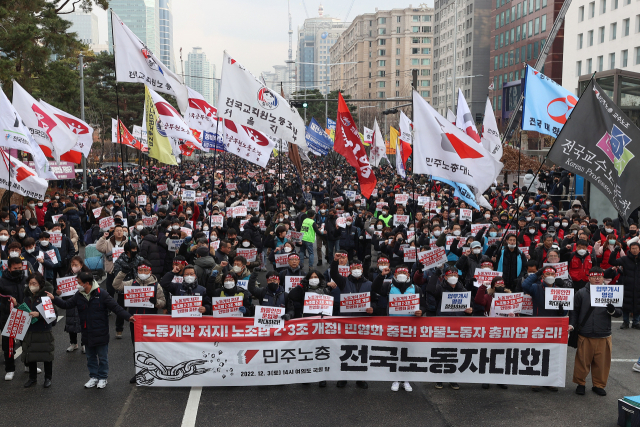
[130,251,138,257]
[8,270,22,280]
[495,286,506,293]
[267,282,279,292]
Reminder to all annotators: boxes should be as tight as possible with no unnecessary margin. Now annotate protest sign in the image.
[182,190,196,202]
[303,293,334,316]
[40,297,56,320]
[473,269,502,286]
[47,231,62,249]
[45,250,58,265]
[92,207,102,218]
[388,293,420,315]
[236,248,257,262]
[57,276,78,297]
[339,292,370,313]
[417,196,430,206]
[521,295,534,316]
[440,292,471,312]
[493,293,524,315]
[345,190,357,200]
[393,215,410,226]
[211,296,243,317]
[237,280,249,290]
[543,262,568,280]
[52,214,63,223]
[138,195,147,205]
[246,200,260,210]
[233,206,247,218]
[404,247,416,263]
[180,227,192,237]
[226,182,237,191]
[275,253,289,269]
[124,286,154,308]
[287,231,303,243]
[256,184,265,192]
[336,217,347,228]
[470,224,486,234]
[254,306,285,329]
[157,184,168,192]
[285,276,304,292]
[171,296,203,318]
[459,208,472,221]
[143,216,158,227]
[376,202,388,210]
[112,247,124,262]
[98,217,114,230]
[417,247,448,269]
[544,288,574,310]
[590,285,623,307]
[395,194,409,205]
[168,239,184,252]
[519,246,530,257]
[211,215,224,227]
[1,308,30,340]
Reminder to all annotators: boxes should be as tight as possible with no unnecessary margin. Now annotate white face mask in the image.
[138,273,150,281]
[184,275,196,284]
[136,225,144,231]
[242,241,250,247]
[446,276,458,285]
[203,226,209,231]
[28,204,35,208]
[433,230,441,237]
[379,265,388,272]
[605,228,613,234]
[562,222,568,227]
[284,246,292,253]
[29,285,39,293]
[508,244,516,249]
[577,249,587,256]
[396,274,408,282]
[484,214,490,219]
[351,269,362,278]
[40,240,49,247]
[0,235,8,242]
[453,230,461,236]
[473,248,482,254]
[232,265,242,273]
[172,225,180,230]
[18,233,25,238]
[224,281,235,289]
[376,224,383,230]
[554,222,560,227]
[544,276,555,284]
[309,278,320,287]
[9,251,19,258]
[72,265,82,273]
[529,228,536,234]
[26,247,35,253]
[526,217,532,221]
[30,225,37,229]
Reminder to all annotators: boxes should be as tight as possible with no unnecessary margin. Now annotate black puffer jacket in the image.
[242,222,263,252]
[0,271,26,327]
[21,283,56,364]
[609,249,640,313]
[139,234,163,276]
[570,286,622,338]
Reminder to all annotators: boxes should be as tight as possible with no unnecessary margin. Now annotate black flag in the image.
[548,79,640,221]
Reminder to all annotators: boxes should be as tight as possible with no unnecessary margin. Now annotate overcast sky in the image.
[93,0,433,75]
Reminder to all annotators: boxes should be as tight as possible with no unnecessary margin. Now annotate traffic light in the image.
[382,108,399,115]
[290,101,307,108]
[302,102,308,108]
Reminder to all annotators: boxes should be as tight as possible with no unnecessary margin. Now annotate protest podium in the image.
[618,396,640,427]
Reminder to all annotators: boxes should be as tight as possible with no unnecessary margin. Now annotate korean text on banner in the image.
[339,292,370,313]
[171,296,203,318]
[388,293,420,315]
[544,288,574,310]
[303,293,334,316]
[417,247,448,269]
[590,285,623,307]
[275,254,289,269]
[56,276,78,297]
[285,276,304,293]
[211,296,243,317]
[1,308,30,341]
[493,293,524,315]
[134,316,568,387]
[254,306,285,329]
[440,292,471,313]
[473,269,503,286]
[124,286,154,308]
[543,262,568,279]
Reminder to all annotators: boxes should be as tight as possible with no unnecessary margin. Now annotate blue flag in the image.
[326,118,336,131]
[306,118,334,156]
[202,131,226,151]
[433,177,480,210]
[522,65,578,138]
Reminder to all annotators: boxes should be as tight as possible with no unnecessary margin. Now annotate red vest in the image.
[569,254,592,282]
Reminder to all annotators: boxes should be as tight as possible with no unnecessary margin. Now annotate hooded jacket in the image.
[139,234,163,276]
[113,271,166,315]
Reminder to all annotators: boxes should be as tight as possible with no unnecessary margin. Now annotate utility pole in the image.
[451,0,458,114]
[79,53,87,191]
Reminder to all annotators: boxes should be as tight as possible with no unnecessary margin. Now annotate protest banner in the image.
[182,190,196,202]
[256,184,265,192]
[57,276,78,297]
[211,296,243,317]
[285,276,304,292]
[590,285,623,307]
[246,200,260,210]
[337,265,350,278]
[339,292,370,313]
[417,247,448,269]
[274,253,289,269]
[519,246,530,257]
[459,208,472,221]
[40,297,56,320]
[303,293,334,316]
[49,231,63,248]
[236,248,257,262]
[395,194,409,205]
[98,217,114,230]
[171,296,203,318]
[138,195,147,205]
[417,196,430,206]
[52,214,63,223]
[345,190,356,200]
[143,216,158,227]
[473,269,502,286]
[388,293,420,315]
[180,227,192,237]
[487,236,501,246]
[157,184,168,192]
[233,206,247,218]
[226,182,237,191]
[112,247,124,262]
[254,306,285,329]
[92,207,102,218]
[186,180,193,186]
[287,231,303,244]
[521,295,534,316]
[211,215,224,227]
[124,286,155,308]
[45,250,58,265]
[440,292,471,313]
[393,215,410,226]
[1,308,30,341]
[470,224,486,234]
[493,293,524,315]
[168,239,184,252]
[376,202,388,210]
[543,262,568,280]
[336,217,347,228]
[544,288,574,310]
[134,315,568,387]
[404,247,416,263]
[195,197,204,204]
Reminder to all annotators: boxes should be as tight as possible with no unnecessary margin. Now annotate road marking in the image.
[58,315,64,321]
[181,386,202,427]
[14,346,22,357]
[612,321,622,323]
[612,359,637,362]
[114,386,137,427]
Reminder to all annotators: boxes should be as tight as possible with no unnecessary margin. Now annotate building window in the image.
[576,60,582,76]
[623,18,629,36]
[495,36,499,49]
[412,37,421,43]
[578,33,583,49]
[396,80,400,87]
[378,60,386,66]
[396,69,400,76]
[609,53,615,69]
[396,59,400,65]
[637,47,640,65]
[421,90,430,97]
[499,75,503,89]
[412,26,420,33]
[599,26,605,43]
[396,48,401,55]
[522,23,527,39]
[422,48,431,54]
[536,0,540,10]
[535,17,540,34]
[500,33,504,47]
[378,91,385,98]
[589,1,595,17]
[495,15,500,29]
[542,0,547,7]
[522,0,527,16]
[379,28,386,35]
[379,49,386,55]
[378,81,386,87]
[528,43,532,60]
[397,27,401,33]
[411,58,420,65]
[421,69,430,76]
[622,49,628,67]
[495,56,499,70]
[588,30,593,46]
[597,55,603,71]
[529,0,534,13]
[422,26,431,33]
[516,46,520,62]
[413,15,421,22]
[506,31,510,45]
[587,58,592,73]
[378,17,387,24]
[412,48,420,54]
[600,0,606,13]
[541,15,546,32]
[613,0,618,9]
[501,12,505,27]
[397,16,401,23]
[422,37,431,43]
[516,26,521,41]
[499,53,504,68]
[379,39,386,45]
[610,22,617,39]
[421,58,430,65]
[510,50,514,65]
[420,80,431,86]
[506,9,511,24]
[578,6,584,21]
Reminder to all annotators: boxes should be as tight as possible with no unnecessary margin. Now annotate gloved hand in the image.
[121,263,133,274]
[281,313,291,321]
[239,306,247,314]
[149,297,157,305]
[536,268,544,277]
[606,303,615,315]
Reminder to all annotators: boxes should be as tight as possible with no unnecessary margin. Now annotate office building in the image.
[296,5,350,95]
[108,0,161,66]
[489,0,564,129]
[263,65,292,98]
[330,6,435,102]
[64,11,99,47]
[184,47,216,106]
[562,0,640,95]
[433,0,492,121]
[158,0,175,71]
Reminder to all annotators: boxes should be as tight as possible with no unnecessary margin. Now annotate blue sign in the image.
[326,118,336,131]
[305,118,333,156]
[522,65,578,138]
[202,131,226,151]
[432,177,480,210]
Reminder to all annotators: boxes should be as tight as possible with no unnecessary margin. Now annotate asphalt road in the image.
[1,258,638,427]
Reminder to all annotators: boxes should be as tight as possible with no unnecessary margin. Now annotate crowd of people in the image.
[0,152,638,394]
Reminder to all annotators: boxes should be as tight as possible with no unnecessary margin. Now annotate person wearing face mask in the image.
[314,204,329,266]
[323,209,342,263]
[34,200,47,227]
[608,242,640,329]
[248,270,292,318]
[0,257,29,380]
[57,256,89,353]
[191,245,222,289]
[522,266,568,318]
[21,272,55,388]
[328,255,373,390]
[35,232,61,281]
[47,271,136,390]
[337,214,360,261]
[138,229,163,278]
[563,239,595,292]
[593,234,623,271]
[113,260,166,384]
[288,270,331,320]
[215,256,250,289]
[210,273,252,316]
[0,227,14,257]
[376,207,393,228]
[570,267,622,396]
[455,241,486,293]
[25,218,42,241]
[565,200,587,220]
[278,253,307,286]
[487,234,527,291]
[20,237,44,278]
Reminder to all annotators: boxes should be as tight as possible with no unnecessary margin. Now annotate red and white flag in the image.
[223,119,275,168]
[12,81,78,162]
[413,91,502,193]
[185,86,218,134]
[456,89,481,143]
[334,93,376,199]
[369,118,388,167]
[481,97,503,163]
[399,111,413,145]
[112,118,144,151]
[447,109,456,124]
[0,149,48,200]
[40,101,93,164]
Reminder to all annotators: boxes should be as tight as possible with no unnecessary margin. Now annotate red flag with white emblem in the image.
[222,119,275,168]
[0,148,48,200]
[40,101,93,164]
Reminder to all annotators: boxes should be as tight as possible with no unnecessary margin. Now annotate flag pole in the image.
[493,71,597,256]
[110,9,128,219]
[207,118,221,247]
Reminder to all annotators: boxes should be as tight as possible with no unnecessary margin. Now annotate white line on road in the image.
[182,386,202,427]
[612,359,638,362]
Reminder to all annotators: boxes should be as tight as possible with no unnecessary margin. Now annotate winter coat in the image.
[570,285,622,338]
[52,282,132,347]
[139,234,163,276]
[113,271,166,315]
[194,255,218,289]
[521,273,568,317]
[63,206,83,238]
[608,249,640,313]
[96,235,127,274]
[167,282,212,315]
[242,222,264,252]
[21,283,56,364]
[59,272,81,335]
[330,260,373,316]
[247,270,290,310]
[427,277,471,317]
[0,271,27,327]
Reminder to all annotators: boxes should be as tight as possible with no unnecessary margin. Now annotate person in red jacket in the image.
[594,235,623,270]
[562,239,594,292]
[35,201,47,227]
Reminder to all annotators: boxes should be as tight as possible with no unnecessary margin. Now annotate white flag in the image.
[399,111,413,145]
[395,135,406,178]
[481,97,503,164]
[447,109,456,124]
[111,118,118,143]
[12,81,78,162]
[0,149,48,200]
[132,125,148,151]
[456,89,481,143]
[185,87,218,133]
[146,85,204,151]
[40,101,93,164]
[222,119,274,168]
[413,91,502,193]
[111,10,188,113]
[363,126,373,145]
[0,88,56,180]
[369,118,387,167]
[217,52,307,150]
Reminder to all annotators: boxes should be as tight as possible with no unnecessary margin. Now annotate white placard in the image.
[388,293,420,315]
[45,250,58,265]
[254,306,285,329]
[460,208,472,221]
[49,231,63,248]
[590,285,623,307]
[274,253,289,268]
[338,265,350,277]
[182,190,196,202]
[56,276,78,297]
[440,291,471,312]
[36,303,56,324]
[303,293,334,316]
[493,292,524,315]
[98,217,114,230]
[236,248,257,262]
[39,296,56,319]
[395,194,409,205]
[473,269,503,286]
[52,214,63,223]
[168,239,184,252]
[1,308,30,340]
[417,247,448,269]
[339,292,370,313]
[210,215,224,227]
[521,294,533,316]
[233,206,247,218]
[285,276,304,292]
[124,286,154,308]
[211,296,243,317]
[171,296,203,318]
[403,247,416,263]
[92,207,103,218]
[335,217,347,228]
[543,262,568,279]
[544,287,574,310]
[112,247,124,262]
[393,215,410,226]
[138,195,147,205]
